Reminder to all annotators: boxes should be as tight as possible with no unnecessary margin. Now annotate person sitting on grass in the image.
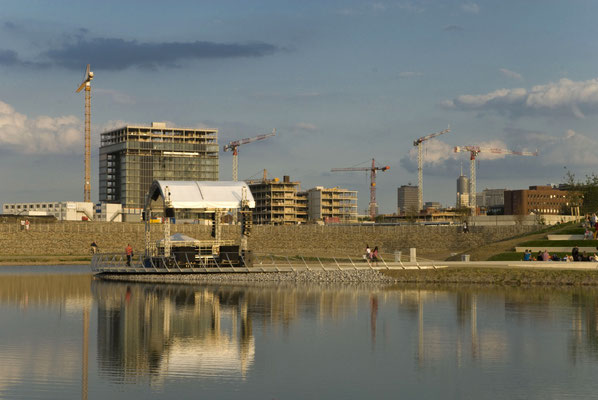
[551,254,560,261]
[523,249,531,261]
[542,250,551,261]
[585,229,593,240]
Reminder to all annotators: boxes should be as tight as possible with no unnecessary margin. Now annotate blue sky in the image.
[1,0,597,213]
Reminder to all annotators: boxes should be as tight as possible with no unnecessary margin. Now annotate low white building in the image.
[3,201,95,221]
[95,203,123,222]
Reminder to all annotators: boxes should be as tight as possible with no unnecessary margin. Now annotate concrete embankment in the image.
[0,222,538,261]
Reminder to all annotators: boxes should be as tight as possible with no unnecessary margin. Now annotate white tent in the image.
[147,180,255,210]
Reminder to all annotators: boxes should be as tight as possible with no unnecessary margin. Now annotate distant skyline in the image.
[1,0,597,213]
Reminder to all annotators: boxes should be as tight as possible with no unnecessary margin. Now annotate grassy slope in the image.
[456,223,580,261]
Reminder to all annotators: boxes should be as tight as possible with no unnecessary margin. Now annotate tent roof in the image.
[147,180,255,210]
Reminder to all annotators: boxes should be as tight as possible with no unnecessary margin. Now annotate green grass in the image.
[488,252,572,261]
[552,227,586,235]
[519,240,598,247]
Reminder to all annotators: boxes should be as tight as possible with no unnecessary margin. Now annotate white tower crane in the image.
[413,127,450,211]
[223,129,276,181]
[454,146,538,214]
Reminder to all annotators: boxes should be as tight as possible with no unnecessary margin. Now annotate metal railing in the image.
[90,251,442,274]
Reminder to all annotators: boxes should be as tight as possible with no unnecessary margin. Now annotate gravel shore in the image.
[99,269,396,284]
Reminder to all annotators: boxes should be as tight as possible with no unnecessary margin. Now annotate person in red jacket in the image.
[125,244,133,266]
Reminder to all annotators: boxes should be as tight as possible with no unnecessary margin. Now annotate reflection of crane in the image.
[413,127,450,211]
[331,158,390,220]
[76,64,94,203]
[223,129,276,181]
[454,146,538,213]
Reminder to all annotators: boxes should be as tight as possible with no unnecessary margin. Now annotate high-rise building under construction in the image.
[99,122,219,219]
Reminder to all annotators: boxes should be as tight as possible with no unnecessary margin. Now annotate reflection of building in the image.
[398,185,418,214]
[99,122,219,220]
[504,185,571,215]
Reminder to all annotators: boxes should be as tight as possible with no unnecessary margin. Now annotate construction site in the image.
[0,64,569,226]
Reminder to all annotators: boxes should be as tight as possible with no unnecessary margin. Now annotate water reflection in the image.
[90,280,598,383]
[7,269,598,398]
[92,281,255,383]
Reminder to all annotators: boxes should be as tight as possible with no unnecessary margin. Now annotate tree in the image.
[561,171,592,214]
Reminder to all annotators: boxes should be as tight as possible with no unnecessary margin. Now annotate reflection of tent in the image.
[159,336,256,379]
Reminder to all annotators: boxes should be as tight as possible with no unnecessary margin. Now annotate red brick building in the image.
[504,185,572,215]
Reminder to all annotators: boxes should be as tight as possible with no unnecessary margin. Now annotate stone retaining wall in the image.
[0,222,539,260]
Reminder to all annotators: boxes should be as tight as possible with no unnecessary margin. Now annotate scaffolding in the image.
[247,176,305,225]
[99,123,219,210]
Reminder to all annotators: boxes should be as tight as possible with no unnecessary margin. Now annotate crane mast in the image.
[413,127,450,212]
[331,158,390,220]
[76,64,94,203]
[454,146,538,214]
[223,129,275,181]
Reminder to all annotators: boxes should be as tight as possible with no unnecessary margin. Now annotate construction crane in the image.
[223,129,276,181]
[76,64,94,203]
[413,127,450,212]
[454,146,538,213]
[331,159,390,220]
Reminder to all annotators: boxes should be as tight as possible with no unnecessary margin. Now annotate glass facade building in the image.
[99,123,219,212]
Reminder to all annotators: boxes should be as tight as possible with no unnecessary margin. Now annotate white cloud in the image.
[399,71,423,78]
[294,122,318,132]
[442,78,598,118]
[508,128,597,167]
[405,139,458,167]
[94,88,135,105]
[444,25,464,32]
[0,100,82,153]
[499,68,523,81]
[371,3,386,11]
[398,1,425,13]
[461,2,480,14]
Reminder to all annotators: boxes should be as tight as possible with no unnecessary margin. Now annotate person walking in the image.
[372,246,379,265]
[365,244,371,262]
[125,243,133,266]
[90,241,98,254]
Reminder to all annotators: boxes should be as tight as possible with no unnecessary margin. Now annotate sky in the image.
[1,0,598,214]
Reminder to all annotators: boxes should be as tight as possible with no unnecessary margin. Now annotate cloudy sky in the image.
[1,0,597,213]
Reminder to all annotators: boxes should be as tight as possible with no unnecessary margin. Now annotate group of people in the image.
[522,246,598,262]
[19,219,30,231]
[90,242,134,267]
[364,244,379,263]
[583,213,598,239]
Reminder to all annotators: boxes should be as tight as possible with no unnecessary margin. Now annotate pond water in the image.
[1,266,598,399]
